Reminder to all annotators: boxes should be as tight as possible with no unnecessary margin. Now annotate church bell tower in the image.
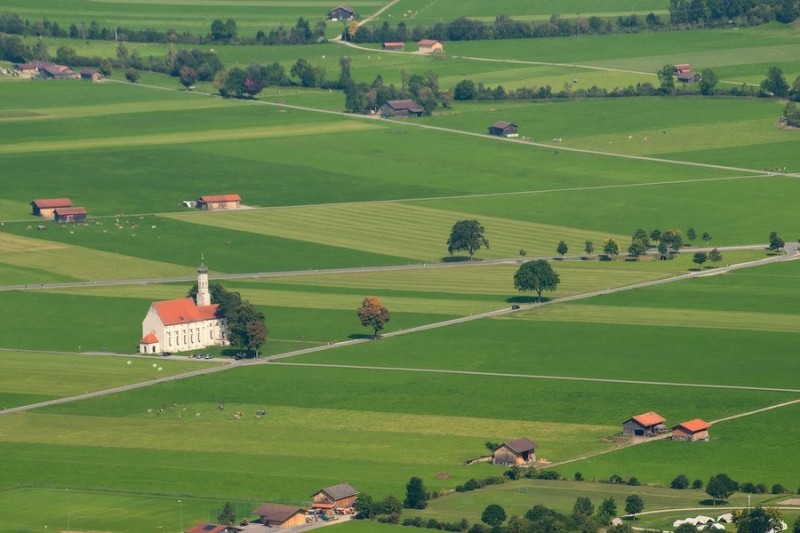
[196,262,211,307]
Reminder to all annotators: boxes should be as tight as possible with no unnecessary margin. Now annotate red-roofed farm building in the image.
[672,419,710,441]
[622,411,666,437]
[492,437,538,466]
[184,523,241,533]
[31,198,73,218]
[418,39,444,54]
[139,263,226,354]
[54,207,87,223]
[197,194,241,210]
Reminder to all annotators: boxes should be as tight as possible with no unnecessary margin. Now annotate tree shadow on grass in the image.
[699,499,727,506]
[506,295,537,304]
[688,267,702,272]
[348,333,376,340]
[441,256,474,263]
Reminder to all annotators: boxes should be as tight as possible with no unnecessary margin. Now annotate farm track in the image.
[109,79,800,183]
[0,244,778,293]
[2,243,797,419]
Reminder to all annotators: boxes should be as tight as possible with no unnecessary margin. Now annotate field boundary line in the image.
[265,361,800,394]
[710,397,800,424]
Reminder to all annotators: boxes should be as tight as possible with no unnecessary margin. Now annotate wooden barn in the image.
[381,99,425,118]
[184,523,241,533]
[80,68,103,82]
[197,194,241,210]
[677,71,701,83]
[622,411,666,437]
[253,503,306,527]
[488,121,519,137]
[53,207,87,223]
[382,42,405,50]
[418,39,444,54]
[672,419,710,441]
[312,482,359,512]
[31,198,73,218]
[328,5,354,20]
[673,64,691,74]
[492,437,538,466]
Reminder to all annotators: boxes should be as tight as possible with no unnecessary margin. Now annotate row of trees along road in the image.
[188,282,267,355]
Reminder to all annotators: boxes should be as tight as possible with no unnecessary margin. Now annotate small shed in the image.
[329,5,354,20]
[492,437,538,466]
[253,503,306,527]
[381,99,425,118]
[53,207,87,223]
[677,71,701,83]
[312,482,359,512]
[672,418,710,441]
[31,198,73,218]
[197,194,241,210]
[80,68,103,82]
[185,524,241,533]
[382,42,405,50]
[673,64,691,74]
[418,39,444,54]
[488,121,519,138]
[622,411,666,437]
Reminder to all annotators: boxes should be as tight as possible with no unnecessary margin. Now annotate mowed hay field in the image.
[2,3,800,530]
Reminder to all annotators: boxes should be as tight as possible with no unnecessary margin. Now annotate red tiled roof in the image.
[674,418,710,433]
[253,503,305,523]
[199,194,241,203]
[631,411,666,427]
[152,298,218,326]
[140,332,159,344]
[418,39,441,47]
[32,198,73,208]
[54,207,87,216]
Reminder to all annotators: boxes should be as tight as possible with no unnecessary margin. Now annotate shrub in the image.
[575,472,584,481]
[377,513,401,524]
[504,467,525,480]
[609,474,625,484]
[772,484,787,494]
[403,517,425,527]
[692,479,704,489]
[482,476,505,486]
[671,474,690,489]
[538,470,560,480]
[627,477,641,486]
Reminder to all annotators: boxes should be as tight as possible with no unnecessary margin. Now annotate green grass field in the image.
[1,6,800,531]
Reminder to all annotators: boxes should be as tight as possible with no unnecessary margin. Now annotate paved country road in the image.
[0,244,781,293]
[2,243,796,417]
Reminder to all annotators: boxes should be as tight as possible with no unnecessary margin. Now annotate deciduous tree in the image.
[227,302,267,352]
[761,66,789,97]
[447,220,489,259]
[481,504,507,527]
[709,248,722,266]
[573,497,594,517]
[671,474,690,489]
[624,495,644,518]
[356,296,390,338]
[179,65,196,88]
[768,231,785,251]
[556,240,568,257]
[700,68,718,95]
[596,497,617,525]
[628,239,647,260]
[686,227,697,243]
[584,240,594,257]
[602,238,620,259]
[692,251,708,267]
[706,473,737,504]
[657,64,675,94]
[514,260,560,302]
[124,67,139,83]
[733,506,784,533]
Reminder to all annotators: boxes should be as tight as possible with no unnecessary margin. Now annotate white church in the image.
[138,263,227,354]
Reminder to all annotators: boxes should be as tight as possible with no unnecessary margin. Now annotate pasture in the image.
[0,3,799,531]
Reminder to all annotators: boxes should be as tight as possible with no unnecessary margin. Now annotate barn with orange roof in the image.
[672,418,710,441]
[622,411,667,437]
[138,263,226,354]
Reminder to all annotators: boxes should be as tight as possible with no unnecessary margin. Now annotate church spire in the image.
[196,261,210,307]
